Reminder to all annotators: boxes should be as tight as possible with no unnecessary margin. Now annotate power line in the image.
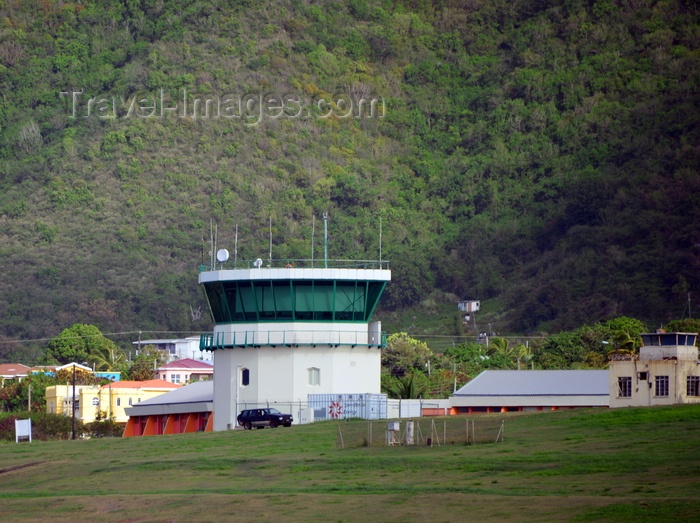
[0,330,202,345]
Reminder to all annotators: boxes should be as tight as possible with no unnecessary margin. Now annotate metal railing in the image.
[199,258,390,272]
[200,330,387,350]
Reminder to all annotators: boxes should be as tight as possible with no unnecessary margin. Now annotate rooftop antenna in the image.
[268,216,272,267]
[234,223,238,266]
[323,212,328,268]
[379,216,382,266]
[209,219,214,268]
[311,215,315,268]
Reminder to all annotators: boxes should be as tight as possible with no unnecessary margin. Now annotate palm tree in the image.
[487,337,512,357]
[513,344,530,369]
[386,373,428,399]
[90,346,127,372]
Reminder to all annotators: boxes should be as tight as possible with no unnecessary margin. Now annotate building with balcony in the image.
[133,336,211,362]
[199,259,390,431]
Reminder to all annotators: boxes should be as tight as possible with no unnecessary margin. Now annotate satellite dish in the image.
[216,249,229,263]
[254,258,263,268]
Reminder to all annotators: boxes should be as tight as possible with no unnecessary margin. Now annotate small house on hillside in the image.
[157,358,213,384]
[449,370,610,413]
[133,336,211,362]
[0,363,31,386]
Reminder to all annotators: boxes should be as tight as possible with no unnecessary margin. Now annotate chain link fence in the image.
[335,417,506,449]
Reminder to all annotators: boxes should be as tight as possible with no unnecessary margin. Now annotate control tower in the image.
[199,258,390,430]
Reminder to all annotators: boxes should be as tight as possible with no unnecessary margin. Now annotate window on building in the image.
[687,376,700,397]
[92,397,99,406]
[638,372,648,381]
[117,398,121,407]
[308,367,320,386]
[128,398,133,406]
[618,377,632,397]
[241,368,250,387]
[162,374,166,380]
[655,375,669,397]
[172,374,181,384]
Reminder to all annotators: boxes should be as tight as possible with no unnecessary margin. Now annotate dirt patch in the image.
[0,461,45,475]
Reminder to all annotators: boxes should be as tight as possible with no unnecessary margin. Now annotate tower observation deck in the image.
[198,259,391,430]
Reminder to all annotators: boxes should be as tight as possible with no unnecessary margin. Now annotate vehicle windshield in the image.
[268,408,281,414]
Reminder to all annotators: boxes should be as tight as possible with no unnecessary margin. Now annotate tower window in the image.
[241,368,250,387]
[687,376,700,397]
[308,367,320,387]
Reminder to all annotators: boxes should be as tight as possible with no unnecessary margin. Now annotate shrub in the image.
[86,419,124,438]
[32,412,80,440]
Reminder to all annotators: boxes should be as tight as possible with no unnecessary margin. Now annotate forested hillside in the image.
[0,0,698,359]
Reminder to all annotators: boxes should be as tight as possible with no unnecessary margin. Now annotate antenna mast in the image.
[234,223,238,266]
[209,219,214,268]
[311,215,315,268]
[323,212,328,268]
[379,216,382,266]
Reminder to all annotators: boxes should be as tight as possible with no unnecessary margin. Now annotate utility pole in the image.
[71,363,77,440]
[453,361,457,393]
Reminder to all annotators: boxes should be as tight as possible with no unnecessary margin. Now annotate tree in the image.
[127,345,168,381]
[0,372,57,413]
[604,317,646,352]
[43,324,121,367]
[90,345,128,373]
[381,333,432,377]
[382,371,428,399]
[54,366,101,386]
[487,337,512,357]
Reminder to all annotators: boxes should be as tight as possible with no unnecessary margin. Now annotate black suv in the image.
[237,408,293,430]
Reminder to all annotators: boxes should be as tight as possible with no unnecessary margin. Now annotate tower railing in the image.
[199,259,390,272]
[199,330,387,350]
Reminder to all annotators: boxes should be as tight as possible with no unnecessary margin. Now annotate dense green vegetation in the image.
[1,405,699,520]
[0,1,698,358]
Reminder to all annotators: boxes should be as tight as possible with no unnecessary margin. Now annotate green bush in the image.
[86,419,124,438]
[0,412,80,441]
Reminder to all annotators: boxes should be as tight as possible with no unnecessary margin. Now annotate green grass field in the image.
[1,405,699,522]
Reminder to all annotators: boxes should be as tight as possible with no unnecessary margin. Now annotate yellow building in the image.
[46,379,181,424]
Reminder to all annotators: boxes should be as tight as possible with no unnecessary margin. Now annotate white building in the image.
[199,261,391,431]
[609,331,700,408]
[133,336,211,362]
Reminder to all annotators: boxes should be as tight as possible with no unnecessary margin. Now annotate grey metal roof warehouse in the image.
[453,370,610,396]
[450,370,610,411]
